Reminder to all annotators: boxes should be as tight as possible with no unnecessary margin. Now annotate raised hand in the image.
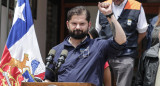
[98,2,112,16]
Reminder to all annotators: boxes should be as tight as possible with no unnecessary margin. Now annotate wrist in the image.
[106,12,114,18]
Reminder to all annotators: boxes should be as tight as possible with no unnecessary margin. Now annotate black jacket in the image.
[135,43,159,86]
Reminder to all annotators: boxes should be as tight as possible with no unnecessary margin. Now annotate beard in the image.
[69,29,88,39]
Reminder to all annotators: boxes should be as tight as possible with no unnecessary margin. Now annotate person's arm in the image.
[137,6,148,44]
[104,61,111,86]
[104,67,111,86]
[98,2,126,45]
[138,32,147,44]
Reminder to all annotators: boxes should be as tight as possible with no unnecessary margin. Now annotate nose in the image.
[75,24,80,29]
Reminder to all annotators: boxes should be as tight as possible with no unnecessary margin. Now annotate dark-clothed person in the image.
[135,9,160,86]
[45,5,126,86]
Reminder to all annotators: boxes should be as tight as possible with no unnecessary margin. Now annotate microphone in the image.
[45,49,56,68]
[56,49,68,70]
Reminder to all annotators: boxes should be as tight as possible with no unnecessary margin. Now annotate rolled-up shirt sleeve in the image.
[97,38,126,59]
[137,6,148,33]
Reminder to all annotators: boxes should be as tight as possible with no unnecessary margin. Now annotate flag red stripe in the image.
[34,72,45,80]
[0,45,12,68]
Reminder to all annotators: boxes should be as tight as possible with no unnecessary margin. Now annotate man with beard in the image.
[45,5,126,86]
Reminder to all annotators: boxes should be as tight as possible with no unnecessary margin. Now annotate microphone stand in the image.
[54,65,59,82]
[46,65,57,82]
[54,56,66,82]
[47,49,68,82]
[45,56,57,82]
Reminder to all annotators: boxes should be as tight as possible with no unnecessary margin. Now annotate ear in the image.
[66,21,69,29]
[88,21,92,30]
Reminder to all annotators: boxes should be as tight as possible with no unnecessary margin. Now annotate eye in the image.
[80,23,85,26]
[71,23,77,26]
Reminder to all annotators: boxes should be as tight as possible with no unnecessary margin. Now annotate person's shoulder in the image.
[150,16,158,25]
[93,38,111,44]
[128,0,141,4]
[126,0,141,7]
[52,41,66,50]
[125,0,141,10]
[94,37,105,41]
[145,43,159,58]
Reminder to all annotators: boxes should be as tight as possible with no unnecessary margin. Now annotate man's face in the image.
[66,14,91,39]
[113,0,124,5]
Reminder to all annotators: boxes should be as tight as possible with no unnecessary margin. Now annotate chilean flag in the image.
[0,0,45,85]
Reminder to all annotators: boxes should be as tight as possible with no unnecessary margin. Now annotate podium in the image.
[21,82,96,86]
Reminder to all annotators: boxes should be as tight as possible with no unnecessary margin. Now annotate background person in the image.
[154,8,160,86]
[95,0,148,86]
[135,12,160,85]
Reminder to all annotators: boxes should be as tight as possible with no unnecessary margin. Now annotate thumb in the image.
[98,2,102,9]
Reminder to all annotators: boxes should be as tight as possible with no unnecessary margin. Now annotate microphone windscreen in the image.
[61,49,68,57]
[48,49,56,56]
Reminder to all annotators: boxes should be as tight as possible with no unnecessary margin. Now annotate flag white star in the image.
[12,3,25,26]
[22,77,29,82]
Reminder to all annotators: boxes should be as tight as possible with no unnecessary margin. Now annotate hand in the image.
[98,2,112,16]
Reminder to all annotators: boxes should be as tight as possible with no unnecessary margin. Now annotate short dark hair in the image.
[67,6,90,22]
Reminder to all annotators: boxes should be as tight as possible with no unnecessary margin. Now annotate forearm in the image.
[107,15,126,45]
[138,32,146,44]
[97,2,126,45]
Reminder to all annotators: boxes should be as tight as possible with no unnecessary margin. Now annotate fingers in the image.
[98,2,110,9]
[98,2,112,16]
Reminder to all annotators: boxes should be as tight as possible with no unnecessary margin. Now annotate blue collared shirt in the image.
[45,36,125,86]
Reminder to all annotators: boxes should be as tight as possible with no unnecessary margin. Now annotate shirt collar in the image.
[64,36,91,48]
[68,36,87,45]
